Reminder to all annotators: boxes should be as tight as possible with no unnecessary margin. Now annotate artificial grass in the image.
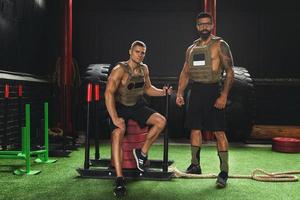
[0,144,300,200]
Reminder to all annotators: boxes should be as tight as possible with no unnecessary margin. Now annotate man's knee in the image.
[111,128,125,141]
[191,129,201,135]
[214,131,228,142]
[147,113,166,130]
[156,115,166,130]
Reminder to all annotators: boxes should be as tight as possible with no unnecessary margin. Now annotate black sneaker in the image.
[216,171,228,188]
[133,148,147,172]
[113,177,126,198]
[185,163,202,174]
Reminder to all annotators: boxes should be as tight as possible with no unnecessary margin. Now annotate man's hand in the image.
[176,95,185,107]
[112,117,125,130]
[163,86,173,96]
[214,94,227,109]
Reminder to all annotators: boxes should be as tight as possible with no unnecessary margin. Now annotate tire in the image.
[272,137,300,153]
[84,64,110,83]
[112,119,148,169]
[225,66,255,141]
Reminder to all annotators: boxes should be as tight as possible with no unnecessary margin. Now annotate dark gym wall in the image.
[2,1,300,78]
[217,0,300,126]
[0,0,60,76]
[74,0,300,79]
[73,0,201,77]
[217,0,300,78]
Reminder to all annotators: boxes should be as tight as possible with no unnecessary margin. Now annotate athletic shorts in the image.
[185,82,226,132]
[109,98,156,132]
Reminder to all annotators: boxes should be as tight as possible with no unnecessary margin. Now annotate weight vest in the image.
[116,61,145,106]
[188,36,223,83]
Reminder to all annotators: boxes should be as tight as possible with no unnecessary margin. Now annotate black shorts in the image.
[109,98,156,131]
[185,82,226,131]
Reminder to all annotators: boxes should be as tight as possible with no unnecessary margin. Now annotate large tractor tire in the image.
[225,67,255,141]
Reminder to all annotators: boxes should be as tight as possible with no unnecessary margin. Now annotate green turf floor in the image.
[1,144,300,200]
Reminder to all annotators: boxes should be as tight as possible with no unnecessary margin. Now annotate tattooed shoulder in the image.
[219,40,233,68]
[220,40,231,55]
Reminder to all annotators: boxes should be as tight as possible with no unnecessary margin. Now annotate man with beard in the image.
[176,12,234,188]
[105,40,171,197]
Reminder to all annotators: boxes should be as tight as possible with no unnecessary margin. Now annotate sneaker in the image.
[216,171,228,188]
[185,163,202,174]
[133,148,148,172]
[113,177,126,197]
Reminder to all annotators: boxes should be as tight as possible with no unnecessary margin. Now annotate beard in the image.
[199,30,211,40]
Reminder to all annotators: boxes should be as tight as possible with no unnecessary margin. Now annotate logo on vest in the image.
[127,82,144,90]
[193,53,205,67]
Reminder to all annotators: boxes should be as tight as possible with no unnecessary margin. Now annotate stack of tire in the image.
[121,120,148,169]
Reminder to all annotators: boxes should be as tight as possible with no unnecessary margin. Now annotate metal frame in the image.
[77,83,174,180]
[0,103,56,175]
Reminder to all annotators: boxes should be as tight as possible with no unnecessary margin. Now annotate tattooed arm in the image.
[214,40,234,109]
[220,40,234,97]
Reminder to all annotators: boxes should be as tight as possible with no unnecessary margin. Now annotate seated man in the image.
[105,40,171,197]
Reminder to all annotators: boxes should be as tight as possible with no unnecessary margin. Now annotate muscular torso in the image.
[116,62,146,106]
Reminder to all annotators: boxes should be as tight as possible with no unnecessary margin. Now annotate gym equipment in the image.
[170,166,300,182]
[0,102,56,175]
[77,84,174,180]
[272,137,300,153]
[50,57,82,157]
[111,119,148,169]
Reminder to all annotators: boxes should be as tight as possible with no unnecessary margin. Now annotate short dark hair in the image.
[196,12,213,21]
[130,40,146,49]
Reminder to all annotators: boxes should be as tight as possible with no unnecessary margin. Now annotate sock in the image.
[218,151,229,173]
[191,146,201,165]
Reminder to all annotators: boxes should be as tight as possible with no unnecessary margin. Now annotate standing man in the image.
[176,12,234,188]
[105,40,171,197]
